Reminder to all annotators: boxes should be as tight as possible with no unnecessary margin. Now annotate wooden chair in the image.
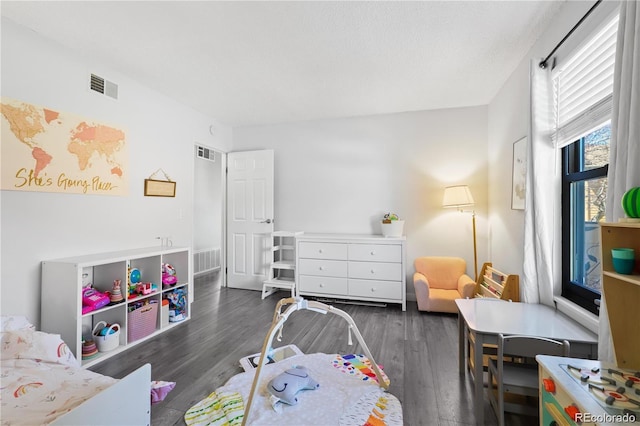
[487,334,570,426]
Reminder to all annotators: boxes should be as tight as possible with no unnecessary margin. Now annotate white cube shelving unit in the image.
[41,246,192,368]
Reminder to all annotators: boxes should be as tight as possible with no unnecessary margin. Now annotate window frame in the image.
[561,138,608,315]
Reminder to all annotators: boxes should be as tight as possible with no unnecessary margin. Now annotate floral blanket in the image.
[1,328,116,425]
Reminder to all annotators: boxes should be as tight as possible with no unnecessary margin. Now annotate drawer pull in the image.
[318,249,323,253]
[319,266,324,271]
[370,269,375,274]
[319,283,324,288]
[370,251,375,255]
[371,287,376,292]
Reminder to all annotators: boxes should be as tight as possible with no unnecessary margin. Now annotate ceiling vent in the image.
[90,73,118,100]
[196,146,216,162]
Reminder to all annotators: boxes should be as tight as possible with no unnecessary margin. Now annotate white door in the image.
[226,150,274,290]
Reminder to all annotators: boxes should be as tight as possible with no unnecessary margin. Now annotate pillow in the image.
[0,315,35,332]
[0,329,79,367]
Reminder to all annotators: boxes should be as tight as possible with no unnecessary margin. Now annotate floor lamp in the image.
[442,185,478,280]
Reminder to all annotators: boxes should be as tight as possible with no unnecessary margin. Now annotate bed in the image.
[185,298,403,425]
[1,316,151,426]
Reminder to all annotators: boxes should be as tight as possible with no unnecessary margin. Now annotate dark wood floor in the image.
[91,273,536,425]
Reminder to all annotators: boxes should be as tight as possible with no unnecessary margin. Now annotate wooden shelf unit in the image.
[600,221,640,370]
[474,262,520,302]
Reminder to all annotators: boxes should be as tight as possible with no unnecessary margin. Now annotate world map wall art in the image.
[1,97,128,196]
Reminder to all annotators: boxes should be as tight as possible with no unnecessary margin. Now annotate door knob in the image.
[260,219,272,224]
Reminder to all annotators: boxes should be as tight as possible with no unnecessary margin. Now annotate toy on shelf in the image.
[165,288,186,322]
[81,339,99,360]
[128,267,141,296]
[108,279,125,304]
[162,263,177,288]
[81,286,110,314]
[135,282,156,296]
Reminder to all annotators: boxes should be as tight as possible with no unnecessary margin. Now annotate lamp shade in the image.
[442,185,475,208]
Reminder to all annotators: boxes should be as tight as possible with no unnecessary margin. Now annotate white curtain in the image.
[599,0,640,362]
[522,59,559,307]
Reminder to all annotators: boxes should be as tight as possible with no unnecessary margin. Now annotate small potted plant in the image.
[381,213,405,237]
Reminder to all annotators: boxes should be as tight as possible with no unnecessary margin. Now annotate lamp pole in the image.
[472,211,478,281]
[442,185,478,280]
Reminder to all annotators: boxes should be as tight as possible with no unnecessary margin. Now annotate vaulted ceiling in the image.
[1,1,565,127]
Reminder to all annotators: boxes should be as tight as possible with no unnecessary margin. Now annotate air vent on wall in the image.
[90,73,118,100]
[196,146,216,162]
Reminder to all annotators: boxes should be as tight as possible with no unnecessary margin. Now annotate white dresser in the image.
[296,234,406,311]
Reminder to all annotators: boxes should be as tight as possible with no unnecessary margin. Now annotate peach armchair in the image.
[413,256,476,313]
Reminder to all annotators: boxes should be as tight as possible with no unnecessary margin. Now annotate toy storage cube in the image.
[128,302,158,342]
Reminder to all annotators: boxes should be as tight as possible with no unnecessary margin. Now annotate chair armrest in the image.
[413,271,432,296]
[414,272,431,288]
[457,274,476,298]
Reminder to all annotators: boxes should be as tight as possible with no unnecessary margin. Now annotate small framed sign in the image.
[144,179,176,197]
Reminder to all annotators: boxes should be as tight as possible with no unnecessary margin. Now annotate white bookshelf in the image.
[41,246,192,368]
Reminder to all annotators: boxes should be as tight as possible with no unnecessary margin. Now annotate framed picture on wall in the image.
[144,179,176,197]
[511,136,527,210]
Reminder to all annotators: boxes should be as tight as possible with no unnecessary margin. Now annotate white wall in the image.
[487,1,620,280]
[0,18,232,326]
[487,59,529,276]
[234,107,489,300]
[5,0,615,323]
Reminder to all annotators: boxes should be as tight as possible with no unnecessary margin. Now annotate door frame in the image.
[192,148,275,290]
[192,144,228,288]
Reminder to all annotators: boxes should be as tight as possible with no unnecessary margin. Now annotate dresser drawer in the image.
[299,275,347,295]
[349,279,402,300]
[299,259,348,277]
[348,261,402,281]
[298,242,348,260]
[348,244,401,263]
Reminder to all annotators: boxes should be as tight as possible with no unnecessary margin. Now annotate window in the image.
[554,12,618,314]
[561,124,610,314]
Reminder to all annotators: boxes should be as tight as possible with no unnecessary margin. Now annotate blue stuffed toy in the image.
[267,365,319,405]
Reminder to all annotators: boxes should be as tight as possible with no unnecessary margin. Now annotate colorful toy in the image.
[166,289,186,322]
[331,353,389,385]
[129,267,141,284]
[622,187,640,218]
[129,267,141,296]
[267,365,319,405]
[97,323,119,336]
[109,279,125,303]
[135,282,154,295]
[81,286,110,314]
[162,263,177,287]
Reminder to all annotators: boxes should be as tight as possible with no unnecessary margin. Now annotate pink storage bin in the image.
[127,302,158,342]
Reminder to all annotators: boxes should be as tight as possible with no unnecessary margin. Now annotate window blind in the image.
[552,13,618,148]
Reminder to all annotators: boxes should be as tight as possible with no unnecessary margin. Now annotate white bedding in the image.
[186,353,402,426]
[1,328,117,425]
